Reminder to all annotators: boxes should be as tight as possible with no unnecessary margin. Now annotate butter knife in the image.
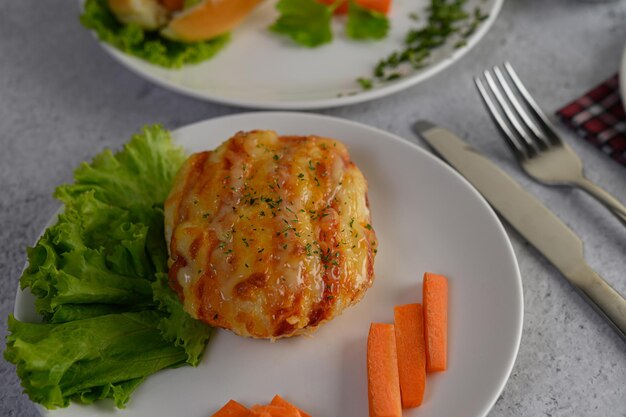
[414,121,626,341]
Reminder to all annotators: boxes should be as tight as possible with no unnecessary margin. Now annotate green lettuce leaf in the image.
[7,125,213,409]
[49,303,136,323]
[80,0,230,68]
[270,0,334,47]
[346,1,389,40]
[55,126,186,214]
[4,312,188,409]
[153,273,212,366]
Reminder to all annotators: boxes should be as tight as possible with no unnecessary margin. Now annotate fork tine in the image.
[493,65,551,150]
[474,76,528,160]
[503,62,562,145]
[483,70,540,157]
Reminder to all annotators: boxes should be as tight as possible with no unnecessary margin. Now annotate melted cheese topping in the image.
[164,130,377,338]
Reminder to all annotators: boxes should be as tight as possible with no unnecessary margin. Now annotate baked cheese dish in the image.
[164,130,377,339]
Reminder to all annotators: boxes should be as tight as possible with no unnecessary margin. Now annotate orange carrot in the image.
[353,0,392,14]
[211,400,251,417]
[270,395,312,417]
[250,405,300,417]
[367,323,402,417]
[317,0,392,15]
[249,408,272,417]
[423,272,448,372]
[393,304,426,408]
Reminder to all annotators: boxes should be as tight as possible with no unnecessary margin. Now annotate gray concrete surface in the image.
[1,0,626,416]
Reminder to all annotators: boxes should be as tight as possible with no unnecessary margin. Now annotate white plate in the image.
[15,112,522,417]
[91,0,503,109]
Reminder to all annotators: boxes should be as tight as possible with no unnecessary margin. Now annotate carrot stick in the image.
[249,407,272,417]
[367,323,402,417]
[393,304,426,408]
[250,405,300,417]
[211,399,251,417]
[423,272,448,372]
[270,395,311,417]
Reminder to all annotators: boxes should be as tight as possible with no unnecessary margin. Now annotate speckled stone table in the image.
[2,1,626,416]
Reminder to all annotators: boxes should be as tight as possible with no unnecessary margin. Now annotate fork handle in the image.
[571,265,626,342]
[574,177,626,227]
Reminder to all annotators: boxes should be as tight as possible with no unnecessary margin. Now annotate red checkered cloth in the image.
[556,74,626,166]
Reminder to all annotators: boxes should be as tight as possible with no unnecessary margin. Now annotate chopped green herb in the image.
[357,77,373,90]
[358,0,488,89]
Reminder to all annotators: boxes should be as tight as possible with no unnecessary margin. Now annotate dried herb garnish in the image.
[358,0,489,89]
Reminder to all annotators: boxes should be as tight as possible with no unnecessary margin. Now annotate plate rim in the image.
[86,0,504,110]
[18,111,522,417]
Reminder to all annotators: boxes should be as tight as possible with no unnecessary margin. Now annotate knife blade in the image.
[414,121,626,341]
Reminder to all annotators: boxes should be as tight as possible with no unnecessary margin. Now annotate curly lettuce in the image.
[5,126,212,409]
[80,0,230,68]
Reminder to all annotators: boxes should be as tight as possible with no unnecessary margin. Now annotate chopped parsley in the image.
[357,77,373,90]
[358,0,489,89]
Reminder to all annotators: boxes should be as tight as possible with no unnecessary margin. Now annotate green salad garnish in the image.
[80,0,229,68]
[270,0,390,47]
[270,0,336,47]
[4,126,212,409]
[346,1,390,41]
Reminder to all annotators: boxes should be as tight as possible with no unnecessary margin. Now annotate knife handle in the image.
[574,266,626,342]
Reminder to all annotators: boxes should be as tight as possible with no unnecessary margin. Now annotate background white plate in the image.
[93,0,503,109]
[16,112,522,417]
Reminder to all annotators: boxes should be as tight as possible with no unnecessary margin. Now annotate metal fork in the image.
[474,62,626,227]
